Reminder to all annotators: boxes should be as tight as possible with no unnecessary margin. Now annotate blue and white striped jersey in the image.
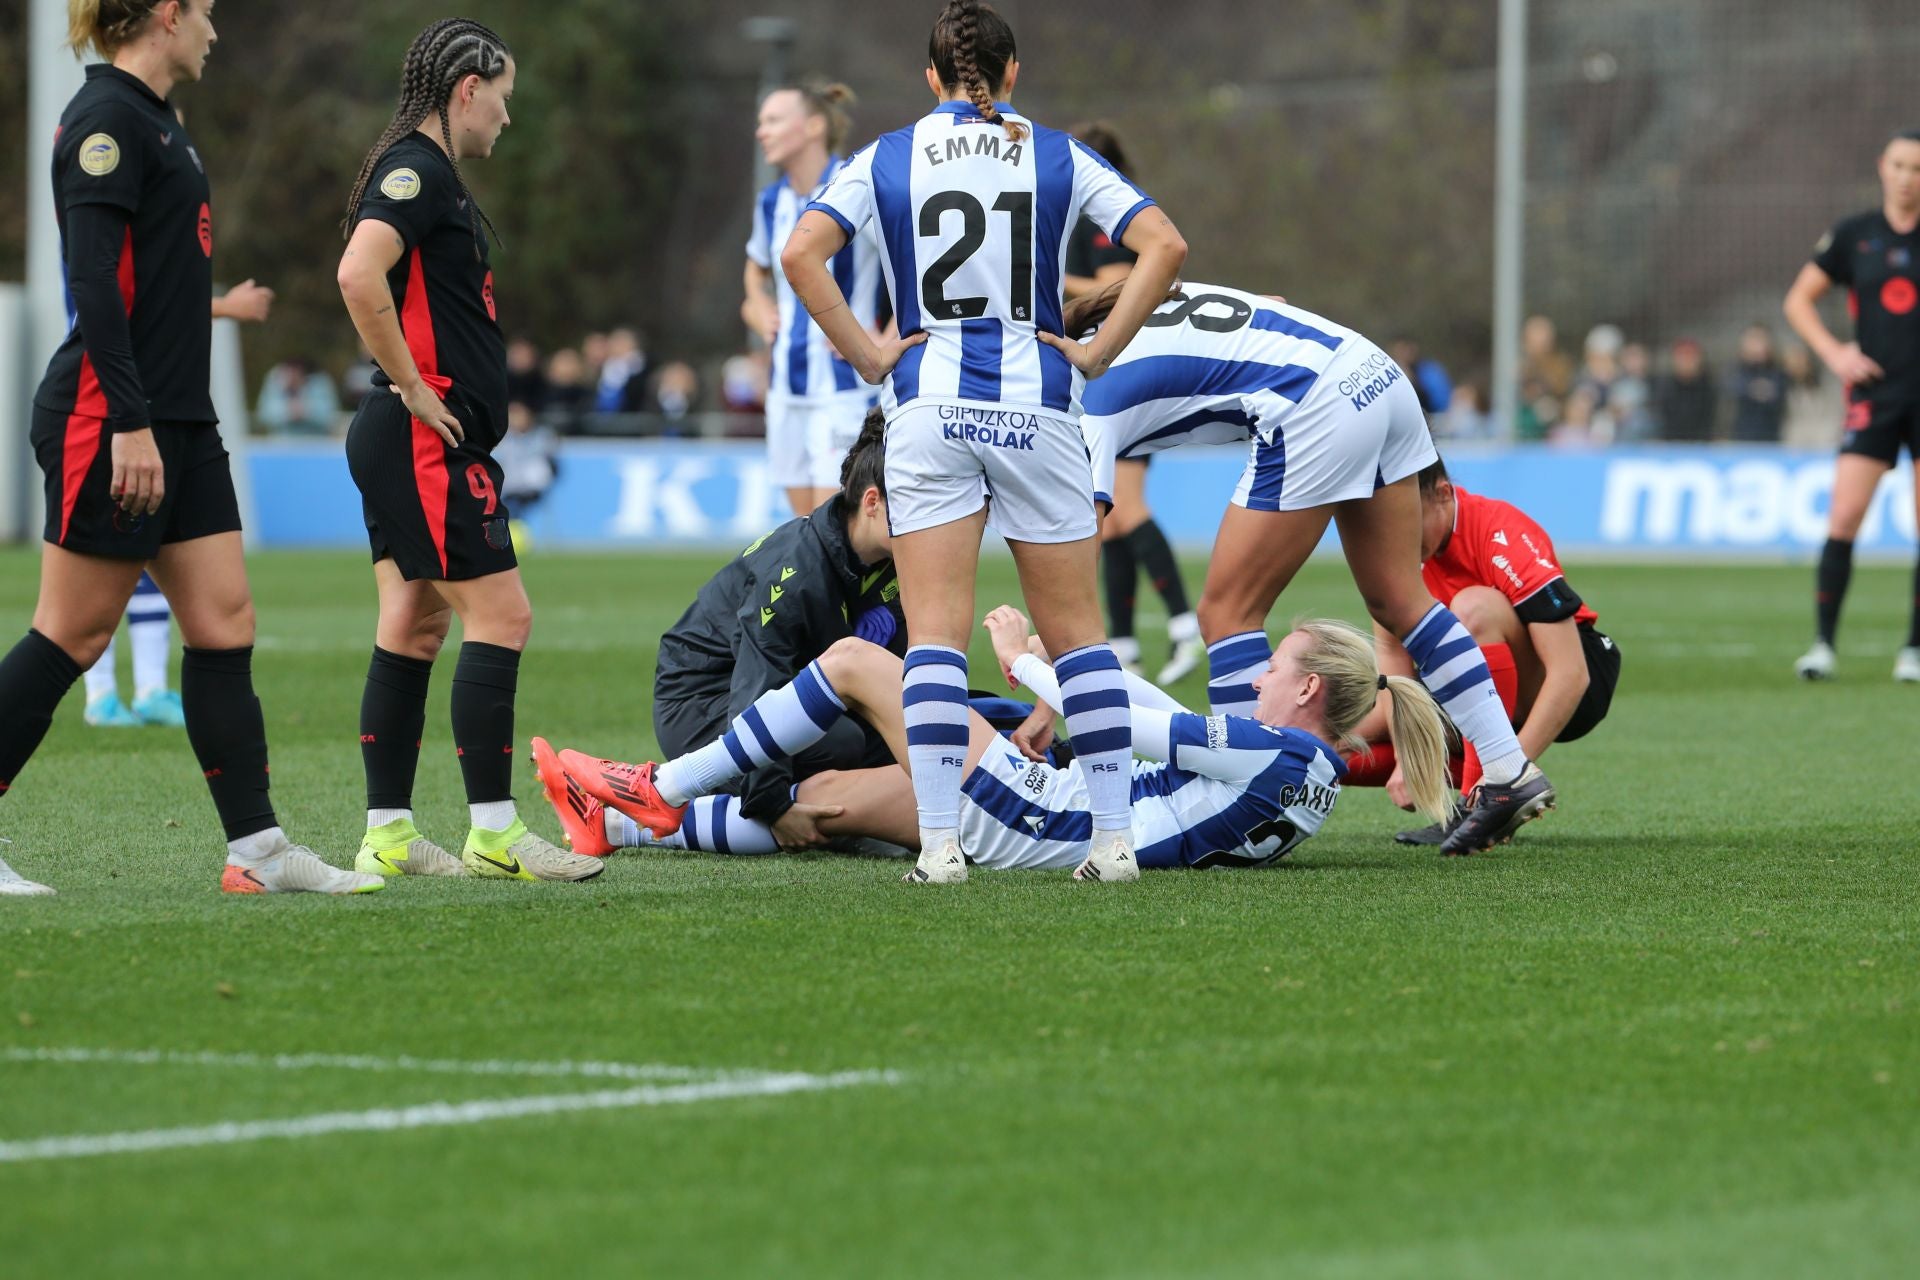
[1079,282,1362,481]
[806,101,1156,417]
[747,155,886,400]
[1127,713,1345,869]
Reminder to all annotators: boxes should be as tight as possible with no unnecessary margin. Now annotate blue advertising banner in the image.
[247,440,1916,555]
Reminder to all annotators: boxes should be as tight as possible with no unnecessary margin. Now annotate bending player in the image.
[534,607,1453,875]
[531,410,907,857]
[1069,280,1557,854]
[1347,458,1622,845]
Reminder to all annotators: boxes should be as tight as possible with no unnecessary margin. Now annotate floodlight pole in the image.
[1491,0,1528,441]
[16,0,82,540]
[742,17,797,193]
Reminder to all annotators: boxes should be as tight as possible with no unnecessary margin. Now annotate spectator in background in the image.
[1549,384,1601,447]
[506,336,547,414]
[254,358,341,436]
[1781,342,1844,449]
[1440,381,1494,440]
[595,328,647,412]
[1656,338,1718,441]
[720,349,770,414]
[341,340,379,409]
[1611,342,1656,441]
[1519,314,1574,438]
[542,347,593,435]
[495,400,560,521]
[1727,323,1789,443]
[1390,337,1452,415]
[1574,323,1623,437]
[581,331,610,382]
[652,360,699,421]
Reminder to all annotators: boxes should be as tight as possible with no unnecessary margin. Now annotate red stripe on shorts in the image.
[400,247,450,576]
[60,228,137,543]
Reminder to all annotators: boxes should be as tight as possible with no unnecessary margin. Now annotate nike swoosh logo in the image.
[861,568,887,594]
[472,850,524,876]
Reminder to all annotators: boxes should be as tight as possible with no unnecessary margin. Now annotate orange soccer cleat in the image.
[530,736,614,857]
[556,748,687,838]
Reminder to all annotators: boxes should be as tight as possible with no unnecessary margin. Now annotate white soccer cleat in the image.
[1794,641,1836,681]
[1074,829,1139,882]
[903,831,968,884]
[1895,647,1920,684]
[0,853,55,897]
[1157,636,1207,686]
[223,841,385,895]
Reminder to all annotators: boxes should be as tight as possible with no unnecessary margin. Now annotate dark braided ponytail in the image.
[928,1,1026,142]
[343,17,512,258]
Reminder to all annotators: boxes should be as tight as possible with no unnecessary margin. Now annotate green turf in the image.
[1,547,1916,1278]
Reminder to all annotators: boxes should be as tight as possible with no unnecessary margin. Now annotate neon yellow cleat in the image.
[355,818,466,877]
[462,818,605,883]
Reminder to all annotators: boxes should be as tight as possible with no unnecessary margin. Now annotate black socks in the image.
[450,642,520,804]
[181,646,277,841]
[361,647,435,809]
[1127,519,1191,618]
[1815,538,1854,645]
[0,630,84,800]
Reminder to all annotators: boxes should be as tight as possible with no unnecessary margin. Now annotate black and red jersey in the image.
[1812,210,1920,403]
[353,135,507,449]
[34,65,215,432]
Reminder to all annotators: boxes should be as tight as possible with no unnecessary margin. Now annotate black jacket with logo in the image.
[655,498,905,824]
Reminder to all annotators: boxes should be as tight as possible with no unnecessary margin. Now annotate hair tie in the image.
[1377,674,1389,690]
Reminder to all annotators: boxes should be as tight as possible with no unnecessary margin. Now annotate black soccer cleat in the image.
[1394,804,1465,847]
[1440,762,1556,856]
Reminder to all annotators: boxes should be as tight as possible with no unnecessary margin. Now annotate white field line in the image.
[0,1070,901,1164]
[1,1046,725,1082]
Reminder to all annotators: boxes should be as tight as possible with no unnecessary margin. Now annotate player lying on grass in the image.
[1346,457,1623,846]
[532,607,1453,876]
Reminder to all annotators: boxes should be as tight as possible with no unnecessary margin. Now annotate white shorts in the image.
[1230,340,1437,512]
[958,746,1094,871]
[884,402,1097,543]
[766,389,877,490]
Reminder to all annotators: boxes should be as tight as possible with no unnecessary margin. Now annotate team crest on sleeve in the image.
[380,168,423,200]
[79,133,120,176]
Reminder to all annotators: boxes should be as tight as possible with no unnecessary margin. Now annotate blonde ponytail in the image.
[1378,676,1453,825]
[67,0,167,59]
[1291,618,1453,826]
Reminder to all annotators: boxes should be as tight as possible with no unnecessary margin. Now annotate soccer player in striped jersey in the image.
[1070,281,1558,854]
[544,608,1452,873]
[779,0,1188,884]
[743,79,888,517]
[337,19,600,884]
[2,0,380,898]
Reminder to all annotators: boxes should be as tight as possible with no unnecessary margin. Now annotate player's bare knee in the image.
[1197,595,1259,644]
[1447,586,1514,643]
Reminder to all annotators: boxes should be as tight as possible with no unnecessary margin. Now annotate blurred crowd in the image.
[254,312,1849,454]
[1419,314,1846,448]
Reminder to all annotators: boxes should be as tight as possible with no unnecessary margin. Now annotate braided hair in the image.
[928,1,1027,142]
[343,17,511,258]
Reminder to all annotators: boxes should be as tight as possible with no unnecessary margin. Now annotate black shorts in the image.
[31,409,241,559]
[1838,390,1920,465]
[346,389,516,582]
[1556,624,1621,743]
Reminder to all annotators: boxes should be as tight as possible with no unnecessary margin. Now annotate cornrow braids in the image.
[929,0,1027,142]
[343,17,512,259]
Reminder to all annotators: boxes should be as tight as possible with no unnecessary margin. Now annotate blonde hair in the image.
[784,80,857,155]
[1291,619,1453,826]
[67,0,176,58]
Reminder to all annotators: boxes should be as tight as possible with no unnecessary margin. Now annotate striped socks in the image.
[1205,631,1271,716]
[1400,604,1526,786]
[1055,644,1132,832]
[656,660,847,805]
[611,795,780,855]
[903,645,970,835]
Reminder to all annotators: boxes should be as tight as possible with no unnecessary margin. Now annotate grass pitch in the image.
[1,547,1916,1278]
